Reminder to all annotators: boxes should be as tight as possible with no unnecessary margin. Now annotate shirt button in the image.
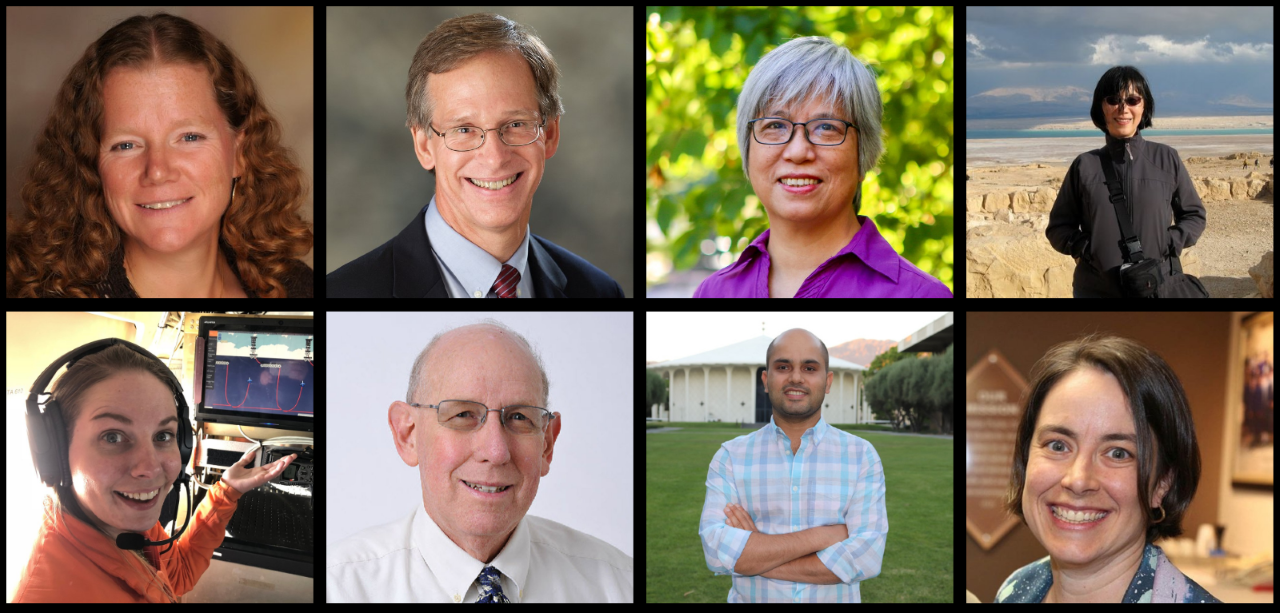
[474,290,483,298]
[453,594,462,602]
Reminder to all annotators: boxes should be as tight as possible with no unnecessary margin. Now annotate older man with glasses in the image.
[692,36,951,298]
[327,320,633,602]
[327,13,624,298]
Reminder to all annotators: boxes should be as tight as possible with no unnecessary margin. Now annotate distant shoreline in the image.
[965,115,1273,131]
[965,134,1274,167]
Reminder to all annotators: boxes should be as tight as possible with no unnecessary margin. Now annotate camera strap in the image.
[1098,147,1145,263]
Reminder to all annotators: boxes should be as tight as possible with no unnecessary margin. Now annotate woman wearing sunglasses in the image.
[1045,66,1207,298]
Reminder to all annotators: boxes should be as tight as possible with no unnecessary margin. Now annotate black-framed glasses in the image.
[427,119,546,152]
[409,399,557,436]
[748,117,857,146]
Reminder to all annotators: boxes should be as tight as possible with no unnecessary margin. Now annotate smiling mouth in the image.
[466,173,522,190]
[1049,504,1110,524]
[462,480,512,494]
[136,197,192,210]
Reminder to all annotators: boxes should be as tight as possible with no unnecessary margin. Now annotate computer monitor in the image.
[196,315,313,432]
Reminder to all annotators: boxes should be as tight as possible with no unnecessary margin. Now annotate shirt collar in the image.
[765,413,830,448]
[738,215,903,284]
[424,195,531,297]
[415,504,530,602]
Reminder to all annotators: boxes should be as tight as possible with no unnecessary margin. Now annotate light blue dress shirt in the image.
[424,196,535,298]
[699,416,888,602]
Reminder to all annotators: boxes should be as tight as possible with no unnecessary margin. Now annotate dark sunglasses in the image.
[1104,95,1143,107]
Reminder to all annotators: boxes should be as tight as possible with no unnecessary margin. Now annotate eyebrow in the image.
[772,358,822,366]
[91,412,179,428]
[102,120,217,140]
[1036,424,1135,444]
[445,110,538,125]
[767,109,846,120]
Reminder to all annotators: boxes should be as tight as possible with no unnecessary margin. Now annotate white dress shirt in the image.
[424,196,535,298]
[327,505,632,603]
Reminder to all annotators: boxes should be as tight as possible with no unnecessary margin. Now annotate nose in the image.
[782,125,817,161]
[1061,452,1099,494]
[127,443,169,480]
[472,410,514,462]
[143,145,178,185]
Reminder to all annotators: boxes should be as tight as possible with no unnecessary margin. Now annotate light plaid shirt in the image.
[698,416,887,602]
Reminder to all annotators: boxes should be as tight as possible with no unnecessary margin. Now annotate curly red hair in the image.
[7,13,311,298]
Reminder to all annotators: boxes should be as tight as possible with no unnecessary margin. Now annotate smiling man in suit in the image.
[326,13,624,298]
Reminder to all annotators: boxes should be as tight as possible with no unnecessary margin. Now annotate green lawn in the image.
[646,424,953,602]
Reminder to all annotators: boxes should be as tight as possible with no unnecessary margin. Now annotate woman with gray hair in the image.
[693,36,951,298]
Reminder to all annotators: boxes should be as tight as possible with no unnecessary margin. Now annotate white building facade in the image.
[647,335,871,424]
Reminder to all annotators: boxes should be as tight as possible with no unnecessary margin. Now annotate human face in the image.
[67,371,181,540]
[412,51,559,240]
[762,329,833,424]
[748,97,860,226]
[1104,86,1143,139]
[397,325,558,561]
[1023,366,1163,568]
[98,63,243,255]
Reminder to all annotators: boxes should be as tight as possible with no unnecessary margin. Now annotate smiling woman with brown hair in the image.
[6,13,312,298]
[996,334,1220,603]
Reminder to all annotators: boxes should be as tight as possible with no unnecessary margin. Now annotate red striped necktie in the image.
[490,264,520,298]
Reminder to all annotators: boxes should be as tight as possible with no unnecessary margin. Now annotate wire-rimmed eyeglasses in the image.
[747,117,857,146]
[409,400,556,436]
[427,118,546,152]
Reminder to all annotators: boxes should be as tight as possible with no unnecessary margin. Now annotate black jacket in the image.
[1046,132,1206,297]
[326,204,624,298]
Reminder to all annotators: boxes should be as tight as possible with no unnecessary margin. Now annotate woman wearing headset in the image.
[13,343,295,602]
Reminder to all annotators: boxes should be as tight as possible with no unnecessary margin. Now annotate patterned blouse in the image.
[995,543,1222,603]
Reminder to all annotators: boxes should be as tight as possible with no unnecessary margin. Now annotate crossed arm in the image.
[725,503,846,584]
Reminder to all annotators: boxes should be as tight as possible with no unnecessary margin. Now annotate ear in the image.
[388,401,421,467]
[1150,471,1172,509]
[411,126,436,172]
[540,412,561,477]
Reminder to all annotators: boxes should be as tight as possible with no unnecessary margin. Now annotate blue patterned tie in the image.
[475,565,510,603]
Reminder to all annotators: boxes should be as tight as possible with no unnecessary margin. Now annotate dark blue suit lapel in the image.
[392,204,449,298]
[528,236,567,298]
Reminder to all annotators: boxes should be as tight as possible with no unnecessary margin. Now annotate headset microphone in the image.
[116,473,192,553]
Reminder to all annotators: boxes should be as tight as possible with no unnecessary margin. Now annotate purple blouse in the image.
[692,216,953,298]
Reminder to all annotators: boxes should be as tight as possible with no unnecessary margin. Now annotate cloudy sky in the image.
[966,7,1273,117]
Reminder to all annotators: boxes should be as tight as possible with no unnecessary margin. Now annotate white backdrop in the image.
[325,312,633,557]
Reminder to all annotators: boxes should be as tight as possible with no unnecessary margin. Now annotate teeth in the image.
[1052,506,1107,523]
[465,481,509,494]
[780,178,819,186]
[138,198,188,210]
[119,488,160,501]
[468,175,517,190]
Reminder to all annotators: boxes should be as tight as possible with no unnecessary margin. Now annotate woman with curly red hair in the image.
[7,13,312,298]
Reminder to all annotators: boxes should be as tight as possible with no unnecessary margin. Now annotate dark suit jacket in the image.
[326,204,624,298]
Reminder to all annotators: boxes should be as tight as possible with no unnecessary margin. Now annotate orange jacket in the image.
[13,479,243,602]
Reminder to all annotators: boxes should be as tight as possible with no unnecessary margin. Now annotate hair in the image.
[736,36,883,214]
[45,343,182,601]
[7,13,312,298]
[407,319,550,407]
[766,329,830,373]
[1090,65,1155,135]
[1005,334,1200,544]
[404,13,564,176]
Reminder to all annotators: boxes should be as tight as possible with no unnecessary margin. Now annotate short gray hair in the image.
[406,319,550,407]
[736,36,884,212]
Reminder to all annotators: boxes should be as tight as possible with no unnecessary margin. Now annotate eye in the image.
[1047,440,1068,453]
[110,142,135,152]
[103,431,126,444]
[181,133,205,142]
[1108,448,1131,460]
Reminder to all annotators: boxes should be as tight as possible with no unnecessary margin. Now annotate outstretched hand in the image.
[222,448,297,494]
